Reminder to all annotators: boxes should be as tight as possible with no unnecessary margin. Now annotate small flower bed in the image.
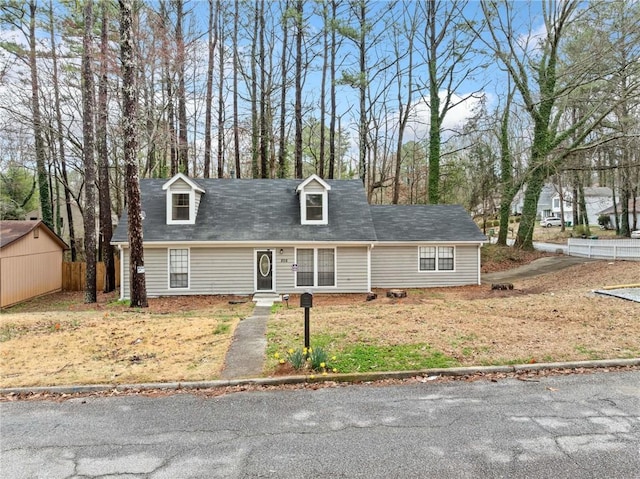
[273,346,338,375]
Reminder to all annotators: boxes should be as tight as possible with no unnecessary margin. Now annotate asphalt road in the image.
[3,371,639,478]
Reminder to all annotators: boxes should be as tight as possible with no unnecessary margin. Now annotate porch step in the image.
[252,293,281,307]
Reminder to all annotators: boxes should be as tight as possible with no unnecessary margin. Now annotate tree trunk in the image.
[175,0,189,176]
[294,0,303,179]
[217,3,225,178]
[328,0,338,179]
[203,0,216,178]
[233,0,241,178]
[277,0,289,179]
[120,0,148,308]
[251,0,260,178]
[28,1,53,229]
[82,0,97,303]
[98,1,115,293]
[259,0,268,179]
[48,0,77,260]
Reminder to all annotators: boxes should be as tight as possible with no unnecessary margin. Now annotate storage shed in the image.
[0,220,68,308]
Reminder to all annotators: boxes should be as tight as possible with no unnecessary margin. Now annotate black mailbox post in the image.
[300,292,313,353]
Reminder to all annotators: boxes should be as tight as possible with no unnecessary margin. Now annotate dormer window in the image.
[172,193,190,221]
[306,194,323,221]
[162,173,205,225]
[297,174,331,225]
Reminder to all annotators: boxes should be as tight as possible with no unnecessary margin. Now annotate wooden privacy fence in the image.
[62,258,121,291]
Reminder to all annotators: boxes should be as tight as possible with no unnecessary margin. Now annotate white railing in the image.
[568,238,640,260]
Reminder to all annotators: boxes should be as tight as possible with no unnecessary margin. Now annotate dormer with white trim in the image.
[162,173,205,225]
[296,174,331,225]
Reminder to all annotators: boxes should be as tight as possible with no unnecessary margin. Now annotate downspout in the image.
[478,243,482,285]
[118,245,125,301]
[368,244,373,292]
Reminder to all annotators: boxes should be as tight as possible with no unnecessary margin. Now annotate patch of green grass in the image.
[270,303,284,313]
[332,343,457,373]
[107,299,130,308]
[574,345,602,360]
[212,323,231,335]
[0,323,23,342]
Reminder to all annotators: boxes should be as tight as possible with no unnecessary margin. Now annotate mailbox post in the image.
[300,292,313,354]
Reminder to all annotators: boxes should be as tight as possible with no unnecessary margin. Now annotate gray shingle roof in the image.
[112,178,487,244]
[370,204,487,242]
[112,179,378,243]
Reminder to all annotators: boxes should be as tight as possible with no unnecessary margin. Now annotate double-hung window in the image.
[296,248,335,287]
[305,194,323,221]
[169,248,189,288]
[419,246,454,272]
[172,193,190,221]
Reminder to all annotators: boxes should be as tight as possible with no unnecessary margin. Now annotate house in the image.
[0,220,68,308]
[512,183,555,219]
[597,197,640,230]
[111,174,487,299]
[549,187,613,225]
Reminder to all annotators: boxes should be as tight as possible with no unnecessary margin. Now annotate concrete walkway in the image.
[220,297,276,379]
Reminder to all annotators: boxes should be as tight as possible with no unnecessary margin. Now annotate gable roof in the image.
[112,177,487,245]
[162,173,205,193]
[113,178,377,243]
[296,174,331,192]
[0,220,68,249]
[597,197,640,215]
[370,205,487,242]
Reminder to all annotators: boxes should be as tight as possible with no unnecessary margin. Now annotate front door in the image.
[256,250,273,291]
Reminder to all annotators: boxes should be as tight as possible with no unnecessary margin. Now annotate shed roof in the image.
[0,220,68,249]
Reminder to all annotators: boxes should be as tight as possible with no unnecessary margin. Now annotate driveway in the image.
[482,255,596,283]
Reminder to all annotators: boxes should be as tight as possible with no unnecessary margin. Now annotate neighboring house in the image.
[0,220,68,308]
[26,200,85,252]
[550,187,613,225]
[512,183,555,219]
[112,174,487,299]
[597,197,640,230]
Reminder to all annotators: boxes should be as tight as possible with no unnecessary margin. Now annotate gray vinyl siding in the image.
[371,244,480,288]
[304,180,325,193]
[170,179,192,191]
[276,246,368,293]
[121,247,254,299]
[121,245,370,298]
[194,192,202,215]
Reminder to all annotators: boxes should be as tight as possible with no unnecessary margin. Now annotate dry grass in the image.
[268,261,640,370]
[1,261,638,388]
[0,296,252,388]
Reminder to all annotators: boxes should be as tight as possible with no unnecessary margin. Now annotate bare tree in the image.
[97,0,115,292]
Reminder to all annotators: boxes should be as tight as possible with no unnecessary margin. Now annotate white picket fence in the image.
[567,238,640,260]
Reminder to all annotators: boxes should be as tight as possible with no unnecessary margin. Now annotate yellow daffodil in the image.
[331,356,337,361]
[322,371,327,376]
[332,368,337,373]
[274,352,280,359]
[288,348,294,354]
[279,359,285,364]
[309,374,315,379]
[308,348,313,353]
[320,362,326,368]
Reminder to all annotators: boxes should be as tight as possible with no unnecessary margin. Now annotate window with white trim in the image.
[306,194,323,221]
[300,191,328,225]
[172,193,190,221]
[296,248,335,287]
[419,246,454,271]
[169,248,189,288]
